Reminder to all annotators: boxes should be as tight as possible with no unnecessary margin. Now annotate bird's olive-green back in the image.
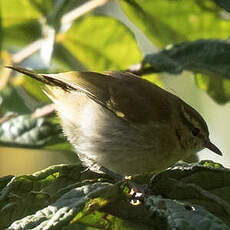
[8,66,178,124]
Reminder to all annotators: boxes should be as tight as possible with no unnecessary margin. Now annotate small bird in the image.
[7,65,222,177]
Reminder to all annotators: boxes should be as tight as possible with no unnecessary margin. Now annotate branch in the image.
[11,39,43,64]
[32,104,55,118]
[61,0,108,25]
[127,63,161,76]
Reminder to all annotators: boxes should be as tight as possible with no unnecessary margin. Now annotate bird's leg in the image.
[99,165,148,202]
[99,165,124,181]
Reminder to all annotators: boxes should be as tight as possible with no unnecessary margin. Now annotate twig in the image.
[0,66,12,90]
[32,104,55,118]
[5,0,108,67]
[11,39,43,64]
[0,113,17,124]
[127,63,161,76]
[0,0,108,89]
[0,39,43,89]
[61,0,108,25]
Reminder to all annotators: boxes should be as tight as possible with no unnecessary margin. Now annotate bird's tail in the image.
[6,65,74,92]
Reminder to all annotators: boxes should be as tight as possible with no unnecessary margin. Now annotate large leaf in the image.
[2,20,41,48]
[141,39,230,104]
[0,6,2,53]
[1,1,41,50]
[1,1,41,27]
[143,39,230,77]
[150,161,230,226]
[145,196,229,230]
[119,0,228,47]
[52,43,87,72]
[0,86,31,113]
[0,164,106,229]
[0,114,64,148]
[1,161,230,229]
[57,15,142,71]
[214,0,230,12]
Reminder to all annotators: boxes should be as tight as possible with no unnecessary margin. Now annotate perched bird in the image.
[7,66,222,177]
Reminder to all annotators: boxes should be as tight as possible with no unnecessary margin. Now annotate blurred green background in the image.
[0,0,229,176]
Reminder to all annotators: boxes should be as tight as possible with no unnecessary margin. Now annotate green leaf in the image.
[145,196,229,230]
[0,86,31,113]
[58,15,142,71]
[0,164,108,229]
[119,0,228,47]
[1,161,230,229]
[2,20,41,48]
[52,43,87,72]
[150,160,230,226]
[7,183,113,230]
[143,39,230,78]
[214,0,230,12]
[141,39,230,104]
[17,71,50,102]
[0,0,42,49]
[0,114,64,148]
[1,0,41,29]
[0,7,2,53]
[28,0,55,17]
[195,73,230,104]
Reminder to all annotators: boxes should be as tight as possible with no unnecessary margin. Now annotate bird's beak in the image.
[206,141,222,156]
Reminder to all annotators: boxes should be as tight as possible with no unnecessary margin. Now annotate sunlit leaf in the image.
[119,0,228,47]
[0,6,2,53]
[195,73,230,104]
[52,43,87,71]
[1,0,41,27]
[58,15,142,71]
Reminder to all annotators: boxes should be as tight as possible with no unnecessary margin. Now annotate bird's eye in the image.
[192,127,200,136]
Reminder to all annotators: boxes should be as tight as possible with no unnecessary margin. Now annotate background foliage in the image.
[1,0,230,229]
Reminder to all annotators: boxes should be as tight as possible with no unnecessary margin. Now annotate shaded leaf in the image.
[1,161,230,229]
[0,114,64,148]
[150,160,230,226]
[214,0,230,12]
[145,196,229,230]
[119,0,228,47]
[0,164,109,229]
[141,39,230,104]
[2,20,41,49]
[143,39,230,78]
[7,183,112,230]
[58,15,142,71]
[0,86,31,113]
